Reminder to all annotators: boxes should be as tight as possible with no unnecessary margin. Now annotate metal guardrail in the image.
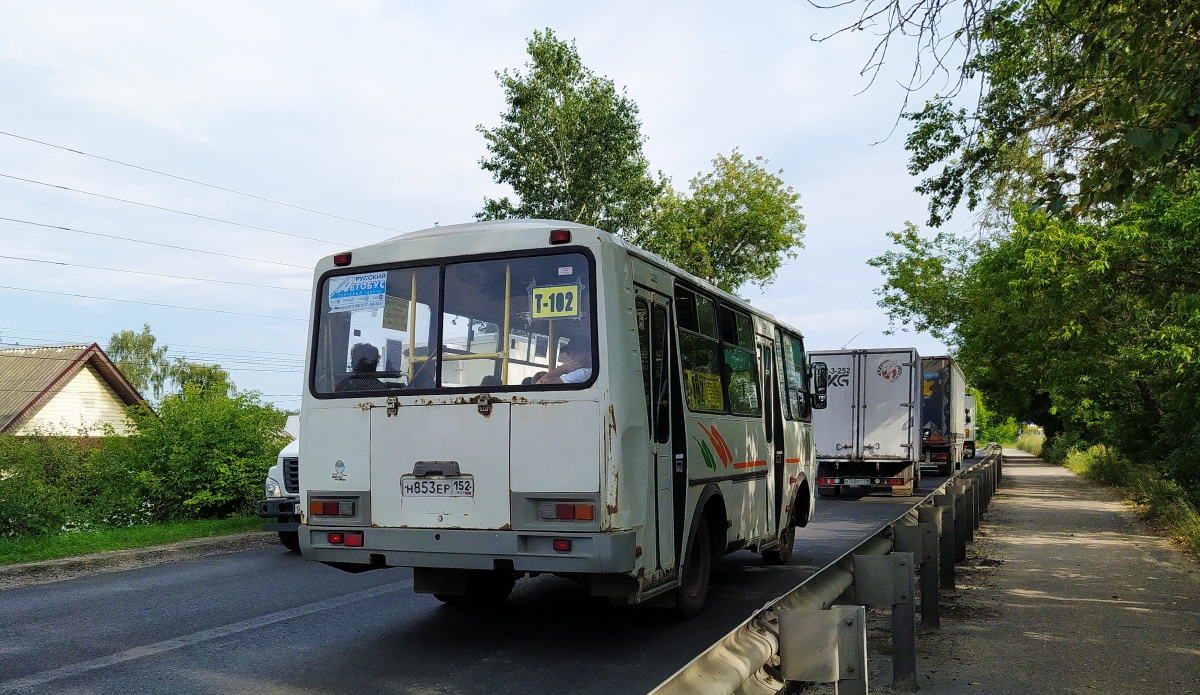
[649,444,1004,695]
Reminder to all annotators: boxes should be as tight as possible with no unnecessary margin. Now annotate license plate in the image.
[401,476,474,497]
[844,478,873,486]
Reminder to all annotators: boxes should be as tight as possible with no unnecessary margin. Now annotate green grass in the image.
[1061,444,1200,558]
[1014,431,1045,456]
[0,517,263,566]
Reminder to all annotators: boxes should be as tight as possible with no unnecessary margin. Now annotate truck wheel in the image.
[278,531,300,552]
[763,524,795,566]
[673,521,711,619]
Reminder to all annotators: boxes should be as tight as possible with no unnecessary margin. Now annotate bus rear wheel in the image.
[278,531,300,552]
[435,570,516,607]
[762,523,795,566]
[673,521,711,619]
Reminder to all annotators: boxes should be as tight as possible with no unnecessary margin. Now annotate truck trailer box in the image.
[920,356,966,475]
[809,348,922,496]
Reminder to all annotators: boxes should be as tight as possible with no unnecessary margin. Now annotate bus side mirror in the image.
[811,361,828,410]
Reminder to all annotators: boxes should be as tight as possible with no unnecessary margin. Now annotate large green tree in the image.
[477,28,662,237]
[828,0,1200,225]
[871,184,1200,488]
[106,324,170,399]
[646,151,805,292]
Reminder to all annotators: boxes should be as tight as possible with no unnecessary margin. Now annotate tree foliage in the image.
[645,151,805,292]
[477,28,662,237]
[872,185,1200,494]
[106,323,170,399]
[822,0,1200,224]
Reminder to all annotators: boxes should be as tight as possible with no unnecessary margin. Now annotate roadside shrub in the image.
[1014,430,1044,456]
[0,389,287,540]
[127,387,288,520]
[0,473,68,538]
[1062,443,1200,555]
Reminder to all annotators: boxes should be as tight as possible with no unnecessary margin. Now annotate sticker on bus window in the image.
[382,295,409,331]
[558,267,573,276]
[531,284,579,319]
[328,272,386,313]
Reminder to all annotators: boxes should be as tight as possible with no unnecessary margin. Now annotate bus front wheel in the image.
[762,523,795,565]
[674,521,711,619]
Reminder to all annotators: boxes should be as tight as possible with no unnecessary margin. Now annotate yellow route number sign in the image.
[531,284,579,319]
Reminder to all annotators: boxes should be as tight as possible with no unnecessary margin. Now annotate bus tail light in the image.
[334,252,352,266]
[539,501,595,522]
[327,532,345,544]
[816,477,836,485]
[552,539,572,552]
[309,499,355,517]
[549,229,571,244]
[344,531,364,547]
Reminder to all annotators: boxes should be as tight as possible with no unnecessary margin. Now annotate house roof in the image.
[0,343,145,434]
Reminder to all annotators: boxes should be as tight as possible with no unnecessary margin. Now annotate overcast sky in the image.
[0,1,963,409]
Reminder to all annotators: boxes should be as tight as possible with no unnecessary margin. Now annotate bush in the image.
[127,388,288,520]
[0,389,288,540]
[1062,444,1200,555]
[1014,430,1045,456]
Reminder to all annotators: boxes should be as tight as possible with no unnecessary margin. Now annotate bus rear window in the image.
[311,252,594,395]
[440,254,593,388]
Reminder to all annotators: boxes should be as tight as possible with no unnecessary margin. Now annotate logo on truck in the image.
[829,367,851,388]
[877,359,903,382]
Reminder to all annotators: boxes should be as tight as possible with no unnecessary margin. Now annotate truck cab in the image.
[259,415,301,551]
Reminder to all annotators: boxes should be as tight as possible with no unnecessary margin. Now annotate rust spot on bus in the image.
[499,523,512,531]
[608,404,618,433]
[356,402,374,412]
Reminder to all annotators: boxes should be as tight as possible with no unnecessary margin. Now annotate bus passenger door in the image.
[758,339,784,535]
[637,294,676,572]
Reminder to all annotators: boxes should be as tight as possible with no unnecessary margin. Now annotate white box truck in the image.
[920,356,966,475]
[809,348,922,496]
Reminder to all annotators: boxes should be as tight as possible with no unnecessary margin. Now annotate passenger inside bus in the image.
[335,343,389,392]
[536,340,592,384]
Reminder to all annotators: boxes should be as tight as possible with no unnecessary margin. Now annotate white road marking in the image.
[0,580,411,693]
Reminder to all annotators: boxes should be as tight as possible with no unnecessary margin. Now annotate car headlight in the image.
[265,477,282,498]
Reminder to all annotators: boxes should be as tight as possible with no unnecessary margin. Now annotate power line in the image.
[0,285,306,321]
[0,254,308,292]
[0,172,344,245]
[0,215,311,269]
[0,129,405,235]
[0,325,306,358]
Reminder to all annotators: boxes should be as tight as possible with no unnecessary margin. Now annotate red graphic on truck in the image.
[877,359,903,382]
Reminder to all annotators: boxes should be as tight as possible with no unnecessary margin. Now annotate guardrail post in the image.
[779,605,868,694]
[932,495,956,589]
[916,508,942,628]
[947,484,969,562]
[854,552,917,691]
[962,478,978,538]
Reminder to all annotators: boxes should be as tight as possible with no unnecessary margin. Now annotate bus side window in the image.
[650,303,671,443]
[637,298,653,433]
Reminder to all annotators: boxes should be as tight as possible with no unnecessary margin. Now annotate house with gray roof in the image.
[0,344,144,435]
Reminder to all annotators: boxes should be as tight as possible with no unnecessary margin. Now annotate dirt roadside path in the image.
[868,448,1200,694]
[0,531,280,590]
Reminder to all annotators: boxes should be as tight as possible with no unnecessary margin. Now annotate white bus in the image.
[298,219,827,616]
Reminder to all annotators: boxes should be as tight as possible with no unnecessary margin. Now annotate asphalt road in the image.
[0,468,966,695]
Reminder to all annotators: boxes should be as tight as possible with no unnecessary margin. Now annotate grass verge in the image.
[1060,444,1200,557]
[0,517,263,566]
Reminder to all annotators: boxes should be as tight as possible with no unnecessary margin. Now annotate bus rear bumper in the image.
[300,526,637,574]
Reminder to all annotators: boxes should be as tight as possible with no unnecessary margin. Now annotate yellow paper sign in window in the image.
[531,284,579,319]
